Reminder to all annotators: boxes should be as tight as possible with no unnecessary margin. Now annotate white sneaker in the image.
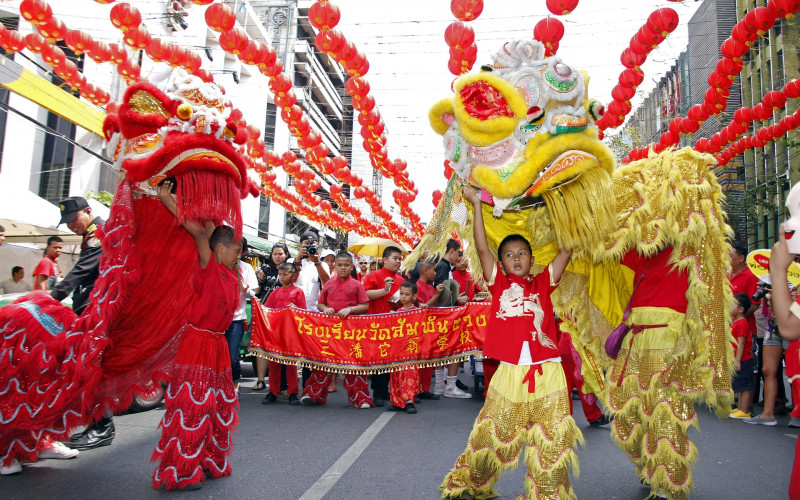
[444,384,472,399]
[433,382,446,395]
[0,459,22,475]
[358,402,371,409]
[39,441,79,460]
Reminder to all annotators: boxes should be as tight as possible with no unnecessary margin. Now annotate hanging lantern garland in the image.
[622,2,800,163]
[444,0,482,76]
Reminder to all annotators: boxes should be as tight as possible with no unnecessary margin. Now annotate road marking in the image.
[299,412,395,500]
[786,433,798,440]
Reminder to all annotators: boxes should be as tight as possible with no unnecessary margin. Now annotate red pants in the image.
[390,368,421,407]
[418,367,433,391]
[152,326,238,491]
[268,361,298,395]
[302,370,373,407]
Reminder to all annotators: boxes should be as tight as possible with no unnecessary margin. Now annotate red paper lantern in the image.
[147,40,172,65]
[308,1,340,31]
[109,43,127,64]
[24,32,48,53]
[269,72,293,94]
[432,190,443,207]
[720,38,749,59]
[785,79,800,99]
[611,85,635,103]
[633,26,664,51]
[88,41,112,63]
[42,44,66,67]
[646,8,680,36]
[451,0,484,21]
[205,2,236,33]
[733,107,754,125]
[37,17,66,41]
[756,127,772,143]
[55,59,78,80]
[743,7,776,36]
[769,0,800,19]
[732,22,759,46]
[620,48,646,69]
[533,17,564,49]
[546,0,579,16]
[315,29,345,54]
[123,25,151,50]
[0,30,26,53]
[117,58,140,80]
[219,27,248,54]
[717,56,744,77]
[752,102,772,121]
[353,94,376,113]
[707,70,731,90]
[763,90,787,110]
[619,68,644,88]
[19,0,52,25]
[687,104,709,123]
[444,22,475,50]
[110,2,142,31]
[65,29,93,55]
[274,90,297,108]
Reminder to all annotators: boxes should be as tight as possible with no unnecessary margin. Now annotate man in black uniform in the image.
[51,197,115,451]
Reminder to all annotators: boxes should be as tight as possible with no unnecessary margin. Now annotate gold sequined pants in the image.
[606,307,697,500]
[440,362,583,500]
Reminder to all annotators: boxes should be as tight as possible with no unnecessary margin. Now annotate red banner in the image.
[248,301,490,374]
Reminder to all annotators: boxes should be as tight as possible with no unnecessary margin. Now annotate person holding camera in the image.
[296,231,331,311]
[766,226,800,499]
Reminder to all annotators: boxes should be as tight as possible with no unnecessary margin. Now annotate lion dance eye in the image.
[526,106,544,124]
[176,103,193,121]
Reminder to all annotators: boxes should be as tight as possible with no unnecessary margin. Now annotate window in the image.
[264,102,277,150]
[258,193,270,238]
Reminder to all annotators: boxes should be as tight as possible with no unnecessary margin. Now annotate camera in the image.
[752,282,771,302]
[307,245,317,256]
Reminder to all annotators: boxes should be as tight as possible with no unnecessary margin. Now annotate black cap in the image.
[299,230,317,243]
[58,196,90,225]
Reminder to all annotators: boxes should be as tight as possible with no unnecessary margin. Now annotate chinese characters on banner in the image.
[248,301,490,374]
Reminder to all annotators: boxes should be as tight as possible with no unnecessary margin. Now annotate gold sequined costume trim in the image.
[605,307,700,499]
[441,363,583,500]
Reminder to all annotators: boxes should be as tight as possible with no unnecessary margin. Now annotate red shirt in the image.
[318,275,368,312]
[731,318,753,362]
[484,263,561,364]
[363,267,404,314]
[728,266,760,335]
[621,248,689,313]
[416,280,436,304]
[187,257,239,332]
[453,268,478,300]
[265,285,306,310]
[32,256,60,280]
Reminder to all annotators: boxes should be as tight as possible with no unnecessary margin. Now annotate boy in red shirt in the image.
[261,262,305,405]
[363,246,405,406]
[152,180,242,491]
[452,252,480,301]
[301,251,373,408]
[32,236,64,290]
[384,281,427,414]
[415,261,445,306]
[730,293,755,419]
[441,187,581,500]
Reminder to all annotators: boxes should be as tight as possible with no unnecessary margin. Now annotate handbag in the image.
[605,268,647,359]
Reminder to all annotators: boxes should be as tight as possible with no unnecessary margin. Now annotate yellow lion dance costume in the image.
[412,40,732,500]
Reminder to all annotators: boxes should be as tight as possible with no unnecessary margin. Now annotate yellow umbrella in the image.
[348,237,410,258]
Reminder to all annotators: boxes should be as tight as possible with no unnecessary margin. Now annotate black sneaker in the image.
[589,414,611,428]
[66,418,115,450]
[373,396,386,407]
[288,394,301,405]
[405,403,417,414]
[455,379,469,392]
[418,391,441,400]
[261,393,277,404]
[571,389,580,401]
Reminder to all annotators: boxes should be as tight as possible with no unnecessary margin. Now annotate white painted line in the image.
[785,433,798,440]
[299,412,395,500]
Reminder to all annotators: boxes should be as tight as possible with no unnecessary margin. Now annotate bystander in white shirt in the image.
[233,260,259,321]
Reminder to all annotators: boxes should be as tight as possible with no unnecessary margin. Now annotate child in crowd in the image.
[301,251,373,408]
[441,186,582,500]
[363,246,405,407]
[152,180,241,491]
[384,281,425,414]
[416,261,445,306]
[452,252,480,301]
[261,262,305,406]
[731,293,756,419]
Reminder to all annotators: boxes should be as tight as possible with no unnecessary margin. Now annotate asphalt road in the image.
[1,367,795,499]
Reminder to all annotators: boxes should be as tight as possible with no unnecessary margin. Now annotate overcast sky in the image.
[335,0,704,221]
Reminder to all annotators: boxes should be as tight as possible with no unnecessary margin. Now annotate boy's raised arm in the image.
[550,248,572,284]
[463,187,496,281]
[158,181,211,269]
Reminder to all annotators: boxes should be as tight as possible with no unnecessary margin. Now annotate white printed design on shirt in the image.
[496,283,556,349]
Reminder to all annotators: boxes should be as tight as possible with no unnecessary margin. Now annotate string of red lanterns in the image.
[444,0,482,76]
[622,1,799,163]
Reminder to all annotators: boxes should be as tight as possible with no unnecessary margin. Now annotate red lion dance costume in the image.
[0,70,257,489]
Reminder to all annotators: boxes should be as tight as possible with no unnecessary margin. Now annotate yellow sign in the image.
[746,249,800,287]
[0,55,105,137]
